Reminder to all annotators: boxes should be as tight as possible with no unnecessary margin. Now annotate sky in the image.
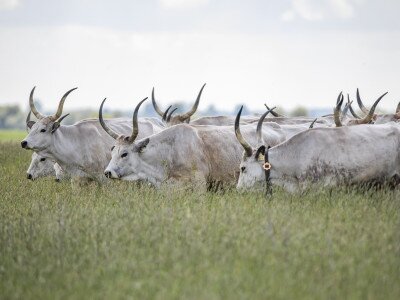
[1,0,400,114]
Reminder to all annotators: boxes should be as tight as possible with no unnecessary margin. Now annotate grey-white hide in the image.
[26,153,60,180]
[105,122,286,188]
[237,124,400,192]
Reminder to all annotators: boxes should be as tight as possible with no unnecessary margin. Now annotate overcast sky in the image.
[1,0,400,113]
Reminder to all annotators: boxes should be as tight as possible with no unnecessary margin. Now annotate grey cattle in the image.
[334,91,387,127]
[21,87,163,180]
[103,102,286,188]
[350,89,398,124]
[26,152,64,181]
[236,120,400,192]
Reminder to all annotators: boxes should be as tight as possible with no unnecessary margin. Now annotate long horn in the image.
[396,102,400,114]
[26,111,31,125]
[354,92,387,125]
[309,118,317,129]
[235,106,253,157]
[128,97,148,143]
[56,113,70,124]
[179,83,206,121]
[356,88,369,114]
[348,94,361,119]
[334,92,344,127]
[99,98,119,140]
[256,107,276,145]
[152,87,165,117]
[29,86,45,119]
[167,108,178,123]
[162,105,172,122]
[51,87,77,121]
[264,103,280,117]
[341,99,351,121]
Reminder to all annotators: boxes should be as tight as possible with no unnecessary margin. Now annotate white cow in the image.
[21,87,163,181]
[236,121,400,192]
[26,153,64,181]
[103,103,286,188]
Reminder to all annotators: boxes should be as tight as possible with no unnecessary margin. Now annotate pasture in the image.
[0,141,399,299]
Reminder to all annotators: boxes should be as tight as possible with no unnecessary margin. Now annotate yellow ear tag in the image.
[258,154,265,162]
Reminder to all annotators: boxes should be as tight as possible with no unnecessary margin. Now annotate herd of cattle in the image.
[21,84,400,192]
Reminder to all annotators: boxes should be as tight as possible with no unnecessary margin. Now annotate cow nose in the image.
[27,173,32,180]
[55,178,60,183]
[21,141,28,148]
[105,171,112,178]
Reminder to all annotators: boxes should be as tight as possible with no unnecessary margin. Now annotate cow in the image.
[236,117,400,192]
[102,101,286,188]
[152,84,206,126]
[21,87,163,180]
[26,153,64,181]
[333,91,387,127]
[152,84,315,126]
[352,89,399,124]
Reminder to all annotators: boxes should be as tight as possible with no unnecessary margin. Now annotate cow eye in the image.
[241,166,246,173]
[40,158,46,162]
[121,153,128,158]
[40,129,46,133]
[111,146,115,151]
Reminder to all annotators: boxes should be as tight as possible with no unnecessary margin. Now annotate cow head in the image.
[21,87,76,151]
[26,152,55,180]
[235,105,274,189]
[152,83,206,126]
[100,97,159,184]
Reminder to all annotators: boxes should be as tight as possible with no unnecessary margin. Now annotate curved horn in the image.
[341,99,351,121]
[309,118,317,129]
[256,107,276,145]
[56,113,70,124]
[162,105,172,122]
[264,103,280,117]
[50,87,77,121]
[167,108,178,123]
[348,94,361,119]
[29,86,45,119]
[99,98,119,140]
[235,106,253,157]
[26,111,31,125]
[396,102,400,114]
[334,92,344,127]
[152,87,165,117]
[354,92,387,125]
[179,83,206,121]
[128,97,148,143]
[356,88,369,114]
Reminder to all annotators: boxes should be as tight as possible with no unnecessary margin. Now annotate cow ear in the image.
[255,145,266,161]
[134,138,150,153]
[26,121,35,130]
[51,122,61,133]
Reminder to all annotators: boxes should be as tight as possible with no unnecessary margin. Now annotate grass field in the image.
[0,141,399,299]
[0,129,26,142]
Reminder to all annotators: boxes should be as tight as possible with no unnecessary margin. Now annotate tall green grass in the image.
[0,142,399,299]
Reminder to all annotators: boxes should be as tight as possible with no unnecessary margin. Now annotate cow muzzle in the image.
[27,173,33,180]
[104,169,120,179]
[21,140,28,149]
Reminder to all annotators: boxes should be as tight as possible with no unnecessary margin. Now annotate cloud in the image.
[0,0,20,11]
[159,0,209,10]
[283,0,358,22]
